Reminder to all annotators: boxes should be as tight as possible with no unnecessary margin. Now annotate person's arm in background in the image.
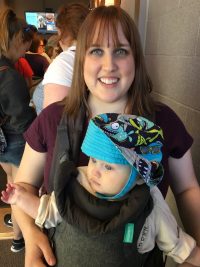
[43,83,70,108]
[12,143,56,267]
[169,149,200,267]
[42,48,75,109]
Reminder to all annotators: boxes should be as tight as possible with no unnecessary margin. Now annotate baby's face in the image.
[87,158,131,196]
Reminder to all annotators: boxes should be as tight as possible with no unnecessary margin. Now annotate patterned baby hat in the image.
[81,113,164,199]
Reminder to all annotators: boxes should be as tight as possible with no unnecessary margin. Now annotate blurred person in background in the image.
[45,34,61,61]
[0,8,36,253]
[32,3,89,114]
[42,3,89,108]
[25,33,50,78]
[15,57,33,90]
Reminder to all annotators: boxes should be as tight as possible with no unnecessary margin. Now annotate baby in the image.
[2,113,200,266]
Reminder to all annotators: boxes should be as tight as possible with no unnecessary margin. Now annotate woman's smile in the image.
[98,77,119,85]
[84,23,135,104]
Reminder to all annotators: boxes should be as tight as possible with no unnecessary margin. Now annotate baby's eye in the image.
[105,164,112,171]
[114,48,128,56]
[91,158,97,163]
[89,48,103,56]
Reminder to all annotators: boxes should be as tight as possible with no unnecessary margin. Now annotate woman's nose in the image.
[102,53,117,72]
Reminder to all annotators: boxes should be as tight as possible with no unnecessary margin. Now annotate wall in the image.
[121,0,136,21]
[144,0,200,183]
[143,3,200,266]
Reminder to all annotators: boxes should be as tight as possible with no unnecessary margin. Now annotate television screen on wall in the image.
[25,12,57,34]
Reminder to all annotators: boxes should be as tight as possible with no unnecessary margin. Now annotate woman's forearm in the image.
[176,186,200,246]
[12,182,56,267]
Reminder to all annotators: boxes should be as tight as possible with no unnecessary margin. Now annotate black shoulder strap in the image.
[48,106,86,192]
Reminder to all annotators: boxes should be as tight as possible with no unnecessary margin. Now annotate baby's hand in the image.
[1,183,24,205]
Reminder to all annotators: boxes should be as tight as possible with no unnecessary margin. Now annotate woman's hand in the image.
[24,226,56,267]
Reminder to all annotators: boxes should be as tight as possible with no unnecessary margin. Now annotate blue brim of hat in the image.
[81,120,129,165]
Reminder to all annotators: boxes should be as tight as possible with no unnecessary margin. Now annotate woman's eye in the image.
[105,164,112,171]
[89,48,103,56]
[115,48,128,56]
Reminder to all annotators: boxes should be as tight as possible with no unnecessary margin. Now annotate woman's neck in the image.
[59,39,76,51]
[88,95,128,117]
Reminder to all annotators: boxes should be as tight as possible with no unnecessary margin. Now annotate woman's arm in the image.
[169,149,200,267]
[43,83,70,108]
[13,143,56,267]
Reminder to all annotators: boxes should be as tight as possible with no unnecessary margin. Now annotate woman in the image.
[13,6,199,267]
[32,3,89,114]
[25,33,50,78]
[0,8,36,252]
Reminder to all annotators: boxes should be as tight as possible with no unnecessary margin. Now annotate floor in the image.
[0,207,14,240]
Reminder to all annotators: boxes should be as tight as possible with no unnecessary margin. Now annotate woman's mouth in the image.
[98,77,119,85]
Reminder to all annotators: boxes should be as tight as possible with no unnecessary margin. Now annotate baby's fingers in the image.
[1,191,10,203]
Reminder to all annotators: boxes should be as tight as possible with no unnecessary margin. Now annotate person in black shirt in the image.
[0,8,36,253]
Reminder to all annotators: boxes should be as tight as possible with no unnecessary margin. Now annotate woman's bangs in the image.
[86,17,120,48]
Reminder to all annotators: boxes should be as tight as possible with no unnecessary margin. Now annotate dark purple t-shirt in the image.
[24,102,193,197]
[25,53,49,78]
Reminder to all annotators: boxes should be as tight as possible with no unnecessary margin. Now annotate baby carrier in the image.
[48,108,165,267]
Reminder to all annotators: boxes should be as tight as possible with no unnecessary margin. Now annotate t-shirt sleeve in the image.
[20,58,33,78]
[156,104,193,159]
[24,110,47,152]
[42,50,74,87]
[24,103,63,153]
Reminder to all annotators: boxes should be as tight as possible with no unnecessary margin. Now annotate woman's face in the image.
[84,23,135,104]
[37,40,45,54]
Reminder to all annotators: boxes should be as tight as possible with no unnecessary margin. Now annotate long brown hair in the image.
[29,33,44,53]
[56,3,89,44]
[64,6,155,118]
[0,8,34,58]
